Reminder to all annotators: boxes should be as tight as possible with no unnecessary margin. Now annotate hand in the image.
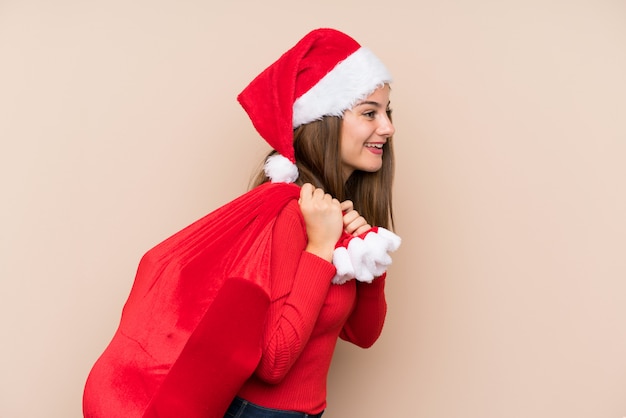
[299,183,343,261]
[340,200,372,236]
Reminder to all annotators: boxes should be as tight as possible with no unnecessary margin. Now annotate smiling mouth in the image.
[364,143,384,149]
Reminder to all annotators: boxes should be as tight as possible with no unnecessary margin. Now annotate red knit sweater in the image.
[237,200,387,414]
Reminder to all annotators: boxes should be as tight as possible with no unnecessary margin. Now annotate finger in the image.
[340,200,354,212]
[299,183,314,203]
[342,210,360,225]
[354,224,372,236]
[312,187,326,200]
[344,216,366,234]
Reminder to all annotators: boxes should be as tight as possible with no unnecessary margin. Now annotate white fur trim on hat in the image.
[265,153,299,183]
[332,227,401,285]
[292,47,392,128]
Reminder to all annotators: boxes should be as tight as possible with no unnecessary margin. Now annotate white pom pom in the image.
[376,227,402,252]
[331,227,402,284]
[265,154,299,183]
[332,247,353,285]
[346,235,375,283]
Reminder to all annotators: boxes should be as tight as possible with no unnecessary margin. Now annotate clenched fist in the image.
[298,183,343,262]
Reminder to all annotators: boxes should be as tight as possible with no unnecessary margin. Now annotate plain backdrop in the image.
[1,0,625,417]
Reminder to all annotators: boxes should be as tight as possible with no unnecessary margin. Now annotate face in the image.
[340,84,395,180]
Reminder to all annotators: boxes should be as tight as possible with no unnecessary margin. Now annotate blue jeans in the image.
[224,397,324,418]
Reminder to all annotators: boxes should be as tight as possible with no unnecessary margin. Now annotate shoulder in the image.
[275,199,305,231]
[248,182,305,236]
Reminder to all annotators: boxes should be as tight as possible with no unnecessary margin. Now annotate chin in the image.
[361,165,383,173]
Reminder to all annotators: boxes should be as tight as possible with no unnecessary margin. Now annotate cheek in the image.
[340,133,362,158]
[341,122,370,148]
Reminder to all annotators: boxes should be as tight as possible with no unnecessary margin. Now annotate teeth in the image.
[365,143,383,149]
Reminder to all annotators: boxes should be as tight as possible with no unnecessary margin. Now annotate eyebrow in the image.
[355,100,391,108]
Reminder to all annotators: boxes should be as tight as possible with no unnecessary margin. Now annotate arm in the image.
[340,273,387,348]
[338,201,387,347]
[255,186,343,383]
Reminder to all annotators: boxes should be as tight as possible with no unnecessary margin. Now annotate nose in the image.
[377,113,395,138]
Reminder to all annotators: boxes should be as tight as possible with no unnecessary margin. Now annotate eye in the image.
[363,110,376,119]
[386,108,393,118]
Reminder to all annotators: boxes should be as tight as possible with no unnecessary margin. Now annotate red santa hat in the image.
[237,28,392,183]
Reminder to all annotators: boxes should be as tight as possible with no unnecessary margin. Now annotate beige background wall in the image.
[1,0,625,417]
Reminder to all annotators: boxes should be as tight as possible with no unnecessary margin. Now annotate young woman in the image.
[83,28,400,418]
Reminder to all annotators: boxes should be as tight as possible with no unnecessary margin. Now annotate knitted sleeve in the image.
[339,274,387,348]
[254,201,336,384]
